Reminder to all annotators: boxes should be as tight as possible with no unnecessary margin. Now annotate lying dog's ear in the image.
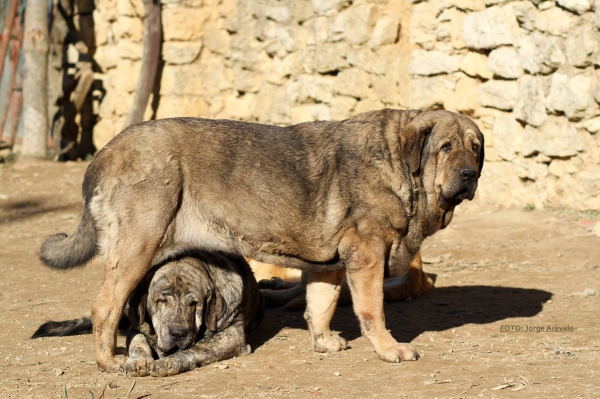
[125,283,148,328]
[124,269,156,328]
[203,288,225,333]
[400,117,435,174]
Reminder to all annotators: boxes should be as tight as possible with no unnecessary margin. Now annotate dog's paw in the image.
[124,356,154,377]
[98,355,127,373]
[150,357,184,377]
[312,333,348,353]
[377,342,420,363]
[258,277,285,290]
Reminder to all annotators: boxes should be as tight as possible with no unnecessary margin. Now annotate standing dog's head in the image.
[400,110,485,229]
[126,258,225,356]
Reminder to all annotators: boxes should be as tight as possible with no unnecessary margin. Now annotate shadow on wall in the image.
[250,285,553,348]
[49,0,105,161]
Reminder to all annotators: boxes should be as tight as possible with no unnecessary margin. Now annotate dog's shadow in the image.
[249,285,553,349]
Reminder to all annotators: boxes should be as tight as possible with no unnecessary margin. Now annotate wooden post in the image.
[0,0,20,82]
[0,12,23,142]
[123,0,161,128]
[21,0,50,159]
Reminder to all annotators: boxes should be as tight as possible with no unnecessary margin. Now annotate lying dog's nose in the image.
[459,168,476,182]
[169,326,189,341]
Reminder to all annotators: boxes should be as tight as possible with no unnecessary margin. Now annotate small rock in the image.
[54,369,64,376]
[570,288,597,297]
[291,359,307,365]
[583,288,596,297]
[335,371,341,376]
[440,253,453,261]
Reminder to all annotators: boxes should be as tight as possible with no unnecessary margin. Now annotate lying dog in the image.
[33,253,264,377]
[255,252,434,310]
[40,109,483,371]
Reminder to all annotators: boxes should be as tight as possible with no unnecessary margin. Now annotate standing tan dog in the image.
[40,109,483,372]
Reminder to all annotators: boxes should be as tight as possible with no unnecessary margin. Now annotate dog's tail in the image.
[31,316,130,339]
[31,317,93,339]
[40,205,98,270]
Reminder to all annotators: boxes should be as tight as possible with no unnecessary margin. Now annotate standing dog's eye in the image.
[472,143,479,153]
[441,143,452,152]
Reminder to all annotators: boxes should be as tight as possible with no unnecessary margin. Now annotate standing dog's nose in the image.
[460,168,476,182]
[169,326,189,341]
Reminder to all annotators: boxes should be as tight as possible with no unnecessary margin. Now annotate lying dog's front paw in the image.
[124,356,154,377]
[312,333,348,353]
[377,342,420,363]
[150,357,184,377]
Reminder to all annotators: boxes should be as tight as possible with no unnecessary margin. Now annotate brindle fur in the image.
[39,109,483,371]
[33,253,264,377]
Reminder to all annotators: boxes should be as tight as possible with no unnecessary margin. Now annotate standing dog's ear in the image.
[203,288,225,333]
[478,132,485,177]
[400,117,436,174]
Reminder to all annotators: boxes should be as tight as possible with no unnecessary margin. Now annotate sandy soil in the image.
[0,160,599,399]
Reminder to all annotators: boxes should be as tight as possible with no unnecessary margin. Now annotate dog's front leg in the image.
[150,320,248,377]
[340,230,419,363]
[304,269,347,352]
[124,330,154,377]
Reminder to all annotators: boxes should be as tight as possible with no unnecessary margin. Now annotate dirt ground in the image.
[0,160,599,399]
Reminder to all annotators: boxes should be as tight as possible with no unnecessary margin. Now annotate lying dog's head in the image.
[127,258,224,356]
[400,110,484,229]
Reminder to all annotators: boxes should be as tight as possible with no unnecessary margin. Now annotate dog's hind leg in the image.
[91,170,181,373]
[304,269,347,353]
[92,247,159,372]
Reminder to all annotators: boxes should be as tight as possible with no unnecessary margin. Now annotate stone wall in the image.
[408,0,600,210]
[91,0,600,211]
